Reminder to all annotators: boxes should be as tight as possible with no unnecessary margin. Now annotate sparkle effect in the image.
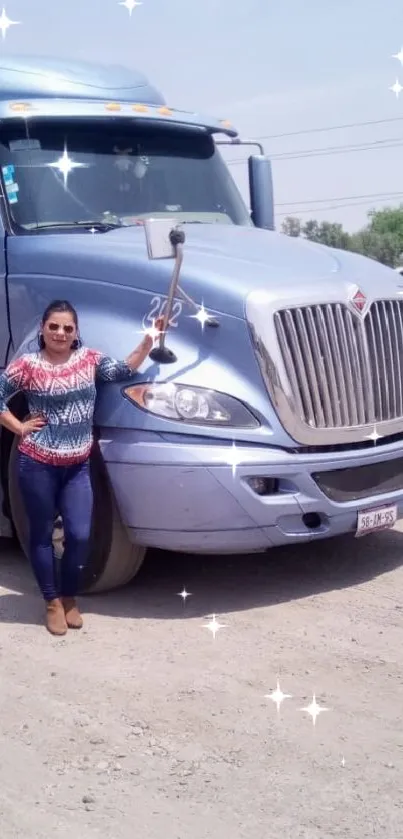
[190,302,211,331]
[119,0,142,15]
[222,442,244,478]
[139,318,164,342]
[264,680,293,712]
[48,146,87,189]
[0,7,19,39]
[390,79,403,98]
[300,694,329,726]
[211,441,263,478]
[203,614,227,639]
[365,424,383,445]
[177,588,192,603]
[392,47,403,66]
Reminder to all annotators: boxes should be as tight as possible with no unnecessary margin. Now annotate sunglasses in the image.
[47,322,75,335]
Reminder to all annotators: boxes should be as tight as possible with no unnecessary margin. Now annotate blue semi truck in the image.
[0,54,403,593]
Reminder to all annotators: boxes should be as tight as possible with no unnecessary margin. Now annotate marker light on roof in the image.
[220,119,232,128]
[9,102,32,112]
[105,102,122,111]
[158,106,173,115]
[132,104,148,112]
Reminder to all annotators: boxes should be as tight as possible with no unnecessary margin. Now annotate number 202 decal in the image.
[145,295,183,328]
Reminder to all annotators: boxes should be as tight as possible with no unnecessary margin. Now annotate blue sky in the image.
[2,0,403,231]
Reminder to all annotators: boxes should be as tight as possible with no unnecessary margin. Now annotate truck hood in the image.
[8,223,397,318]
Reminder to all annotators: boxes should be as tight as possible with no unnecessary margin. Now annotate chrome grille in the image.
[274,300,403,429]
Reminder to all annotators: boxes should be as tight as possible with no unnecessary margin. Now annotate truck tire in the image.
[7,435,146,594]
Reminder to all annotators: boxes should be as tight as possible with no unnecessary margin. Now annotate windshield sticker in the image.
[2,164,20,202]
[2,164,15,185]
[9,138,41,152]
[6,181,19,195]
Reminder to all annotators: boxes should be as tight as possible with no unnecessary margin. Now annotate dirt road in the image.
[0,526,403,839]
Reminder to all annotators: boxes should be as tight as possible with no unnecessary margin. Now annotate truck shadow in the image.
[1,527,403,626]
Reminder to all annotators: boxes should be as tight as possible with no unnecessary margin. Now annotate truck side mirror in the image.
[248,155,275,231]
[143,217,219,365]
[143,218,184,364]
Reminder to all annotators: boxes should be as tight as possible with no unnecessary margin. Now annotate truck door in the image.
[0,218,11,368]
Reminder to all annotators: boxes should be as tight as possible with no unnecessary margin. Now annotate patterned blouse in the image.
[0,348,132,466]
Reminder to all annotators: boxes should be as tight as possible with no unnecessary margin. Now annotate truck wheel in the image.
[7,436,146,594]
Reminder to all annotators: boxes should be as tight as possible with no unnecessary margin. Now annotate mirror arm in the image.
[176,285,219,327]
[148,225,220,364]
[149,227,184,364]
[215,137,265,155]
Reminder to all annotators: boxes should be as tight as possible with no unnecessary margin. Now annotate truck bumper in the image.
[99,430,403,553]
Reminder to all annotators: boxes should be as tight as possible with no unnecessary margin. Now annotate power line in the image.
[272,137,403,161]
[276,194,403,217]
[227,136,403,166]
[253,115,403,142]
[277,190,403,208]
[221,114,403,217]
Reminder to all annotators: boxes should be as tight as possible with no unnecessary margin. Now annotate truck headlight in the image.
[123,383,259,427]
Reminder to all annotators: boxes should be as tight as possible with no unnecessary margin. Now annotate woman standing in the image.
[0,300,162,636]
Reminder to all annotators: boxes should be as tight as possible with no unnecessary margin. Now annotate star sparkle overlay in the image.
[210,441,264,479]
[47,146,88,189]
[390,79,403,99]
[393,47,403,66]
[390,44,403,97]
[119,0,142,15]
[202,613,227,639]
[264,680,293,713]
[0,7,20,39]
[190,302,211,331]
[365,423,383,445]
[139,318,164,342]
[177,587,192,603]
[300,694,329,726]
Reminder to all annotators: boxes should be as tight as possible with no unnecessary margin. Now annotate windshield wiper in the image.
[32,219,124,232]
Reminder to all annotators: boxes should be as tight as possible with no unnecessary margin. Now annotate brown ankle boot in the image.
[62,597,83,629]
[46,599,68,636]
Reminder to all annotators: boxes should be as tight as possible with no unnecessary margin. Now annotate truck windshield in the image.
[0,118,251,231]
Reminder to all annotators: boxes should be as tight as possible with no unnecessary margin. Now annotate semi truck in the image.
[1,54,403,593]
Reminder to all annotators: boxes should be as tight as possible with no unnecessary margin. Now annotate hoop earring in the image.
[71,336,82,350]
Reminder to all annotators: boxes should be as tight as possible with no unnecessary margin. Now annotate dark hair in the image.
[38,299,82,351]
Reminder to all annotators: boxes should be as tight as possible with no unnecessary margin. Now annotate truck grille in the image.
[274,300,403,428]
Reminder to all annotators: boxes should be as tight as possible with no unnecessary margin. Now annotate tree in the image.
[281,204,403,267]
[303,220,351,250]
[281,216,351,248]
[281,216,301,237]
[302,219,320,242]
[359,205,403,267]
[349,229,401,268]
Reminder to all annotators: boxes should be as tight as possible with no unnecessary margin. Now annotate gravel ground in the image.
[1,525,403,839]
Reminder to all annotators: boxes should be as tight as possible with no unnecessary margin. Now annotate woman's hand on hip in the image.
[20,416,47,437]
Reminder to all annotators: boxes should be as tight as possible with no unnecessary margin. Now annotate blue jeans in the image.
[17,452,93,601]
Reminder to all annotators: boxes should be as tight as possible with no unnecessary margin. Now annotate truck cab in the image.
[1,55,403,593]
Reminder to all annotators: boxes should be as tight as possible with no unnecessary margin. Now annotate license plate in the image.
[356,504,398,537]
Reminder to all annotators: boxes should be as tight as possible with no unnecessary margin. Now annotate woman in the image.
[0,300,163,637]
